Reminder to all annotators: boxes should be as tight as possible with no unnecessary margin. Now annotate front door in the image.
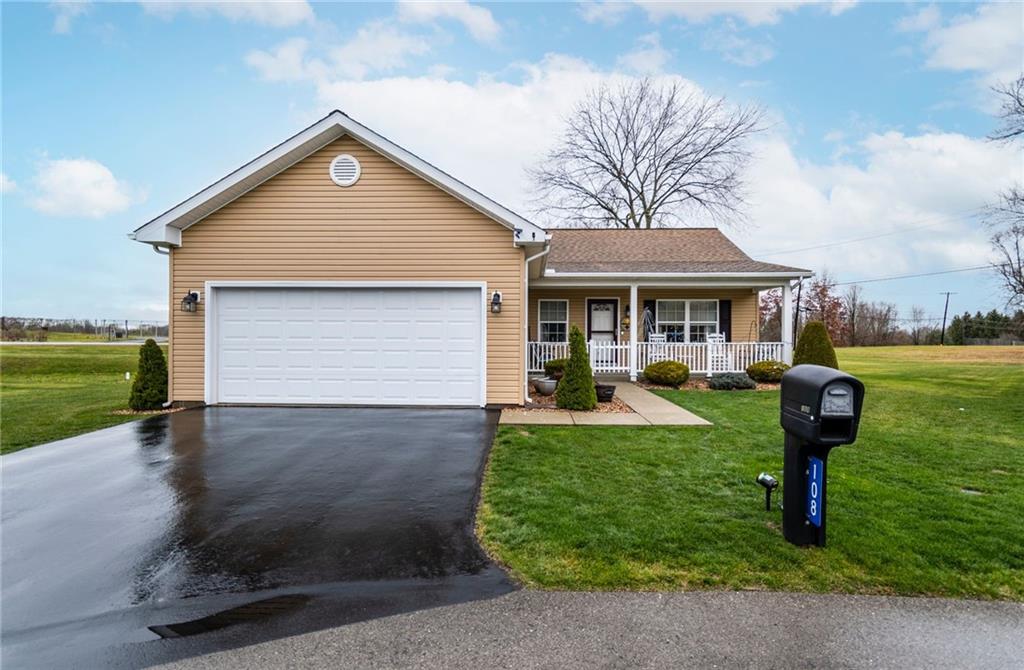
[587,299,617,343]
[588,299,617,368]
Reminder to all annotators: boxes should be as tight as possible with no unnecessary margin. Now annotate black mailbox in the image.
[780,364,865,547]
[781,365,864,445]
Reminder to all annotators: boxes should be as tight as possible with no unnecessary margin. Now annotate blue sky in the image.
[2,1,1022,325]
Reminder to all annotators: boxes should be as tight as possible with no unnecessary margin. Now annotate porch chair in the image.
[706,333,733,375]
[646,333,668,364]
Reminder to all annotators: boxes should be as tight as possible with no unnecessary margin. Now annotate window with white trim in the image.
[656,300,719,343]
[538,300,569,342]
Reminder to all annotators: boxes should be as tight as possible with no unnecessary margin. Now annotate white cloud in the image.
[634,1,855,26]
[0,173,16,193]
[397,0,500,44]
[29,158,141,218]
[616,33,670,74]
[703,25,775,66]
[734,129,1019,280]
[245,37,318,82]
[247,23,431,83]
[577,1,632,26]
[50,1,90,34]
[252,50,1012,302]
[331,22,431,80]
[895,4,940,33]
[900,3,1023,88]
[141,1,313,28]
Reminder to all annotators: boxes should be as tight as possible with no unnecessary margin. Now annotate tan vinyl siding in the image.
[169,136,524,405]
[529,288,759,342]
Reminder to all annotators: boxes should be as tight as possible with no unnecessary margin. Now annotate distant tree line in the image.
[0,317,168,342]
[759,278,1024,347]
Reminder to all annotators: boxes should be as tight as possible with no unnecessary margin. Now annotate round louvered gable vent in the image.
[329,154,361,187]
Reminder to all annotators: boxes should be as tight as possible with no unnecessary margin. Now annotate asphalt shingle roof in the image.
[546,228,810,275]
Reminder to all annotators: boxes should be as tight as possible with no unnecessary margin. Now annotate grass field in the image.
[0,344,166,454]
[478,346,1024,600]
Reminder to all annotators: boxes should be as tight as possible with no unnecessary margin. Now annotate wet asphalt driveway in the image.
[1,407,513,668]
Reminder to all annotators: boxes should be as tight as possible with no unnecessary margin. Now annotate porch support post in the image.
[781,281,794,364]
[629,283,638,381]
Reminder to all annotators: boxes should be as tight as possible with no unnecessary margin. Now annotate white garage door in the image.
[212,287,483,406]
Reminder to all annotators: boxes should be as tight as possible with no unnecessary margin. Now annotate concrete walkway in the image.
[154,590,1024,669]
[500,383,710,426]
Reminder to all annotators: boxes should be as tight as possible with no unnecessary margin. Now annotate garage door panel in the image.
[214,287,482,406]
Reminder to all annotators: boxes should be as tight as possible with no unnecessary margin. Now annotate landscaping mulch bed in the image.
[636,378,780,392]
[526,393,634,413]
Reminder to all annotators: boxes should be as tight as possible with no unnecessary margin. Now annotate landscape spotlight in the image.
[756,472,779,512]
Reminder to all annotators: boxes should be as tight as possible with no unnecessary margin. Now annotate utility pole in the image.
[939,292,956,345]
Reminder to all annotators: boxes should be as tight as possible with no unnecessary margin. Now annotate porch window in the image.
[538,299,568,342]
[656,299,718,343]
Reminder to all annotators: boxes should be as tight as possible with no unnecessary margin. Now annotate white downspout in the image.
[523,244,551,404]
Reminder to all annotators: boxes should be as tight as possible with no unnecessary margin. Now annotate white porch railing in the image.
[527,340,785,376]
[527,341,629,374]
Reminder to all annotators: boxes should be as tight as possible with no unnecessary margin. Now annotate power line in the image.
[758,207,986,257]
[831,266,991,286]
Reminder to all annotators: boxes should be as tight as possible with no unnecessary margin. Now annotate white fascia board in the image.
[531,271,813,289]
[130,110,547,248]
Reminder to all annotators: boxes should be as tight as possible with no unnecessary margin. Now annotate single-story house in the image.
[131,111,810,408]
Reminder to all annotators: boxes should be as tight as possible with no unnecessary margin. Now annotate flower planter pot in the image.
[595,383,615,403]
[532,377,558,396]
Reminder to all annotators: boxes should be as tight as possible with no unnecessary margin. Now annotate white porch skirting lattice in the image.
[528,341,785,376]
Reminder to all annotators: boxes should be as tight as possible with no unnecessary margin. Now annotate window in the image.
[538,300,568,342]
[656,300,719,343]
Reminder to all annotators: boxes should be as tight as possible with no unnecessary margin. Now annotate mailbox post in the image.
[780,365,864,547]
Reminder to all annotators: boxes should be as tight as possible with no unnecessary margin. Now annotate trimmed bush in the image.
[746,360,790,383]
[793,321,838,369]
[708,372,757,391]
[129,339,168,410]
[544,357,568,378]
[643,360,690,387]
[555,325,597,410]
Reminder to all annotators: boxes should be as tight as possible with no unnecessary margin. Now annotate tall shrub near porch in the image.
[793,321,838,369]
[556,325,597,410]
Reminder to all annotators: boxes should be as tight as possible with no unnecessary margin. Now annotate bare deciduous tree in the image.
[530,78,763,228]
[987,74,1024,307]
[909,305,927,345]
[843,285,863,347]
[987,187,1024,307]
[990,74,1024,143]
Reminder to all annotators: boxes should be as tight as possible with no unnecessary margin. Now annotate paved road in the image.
[1,407,511,668]
[153,590,1024,669]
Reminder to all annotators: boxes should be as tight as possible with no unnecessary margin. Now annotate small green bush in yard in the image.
[544,358,568,377]
[129,339,168,410]
[708,372,757,390]
[643,360,690,387]
[556,325,597,410]
[793,320,838,368]
[746,360,790,383]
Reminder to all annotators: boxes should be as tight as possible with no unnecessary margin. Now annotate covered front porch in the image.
[525,280,795,380]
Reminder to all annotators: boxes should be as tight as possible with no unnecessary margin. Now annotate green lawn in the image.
[478,346,1024,600]
[0,345,166,454]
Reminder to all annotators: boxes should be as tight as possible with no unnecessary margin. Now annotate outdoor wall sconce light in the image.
[756,472,778,512]
[490,291,502,314]
[180,291,200,313]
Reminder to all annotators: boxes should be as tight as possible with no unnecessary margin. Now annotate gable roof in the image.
[130,110,548,247]
[546,228,811,276]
